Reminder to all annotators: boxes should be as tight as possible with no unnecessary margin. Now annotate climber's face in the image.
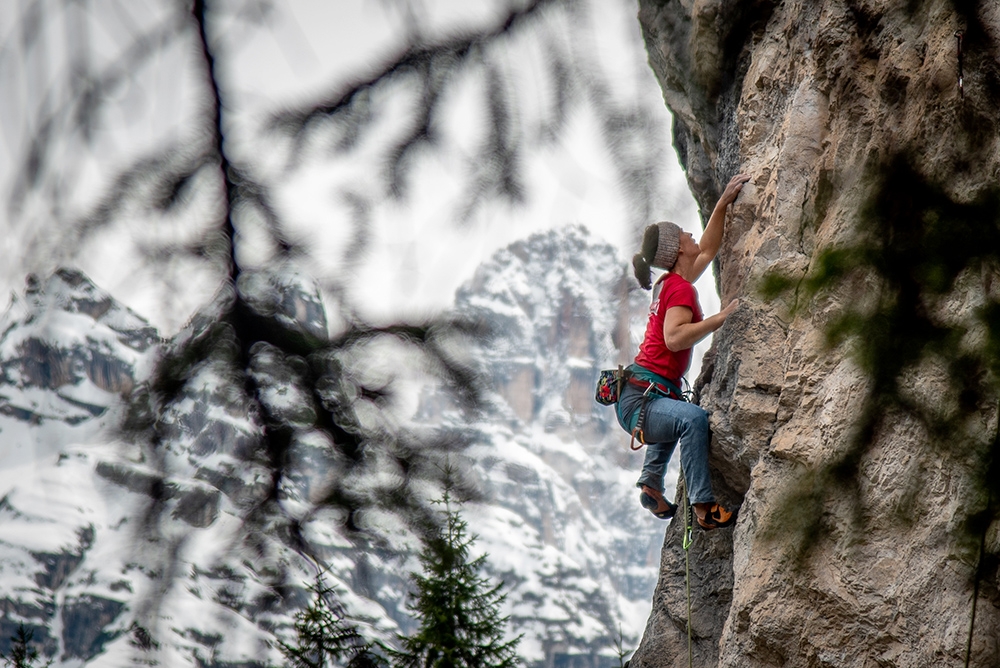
[680,231,700,255]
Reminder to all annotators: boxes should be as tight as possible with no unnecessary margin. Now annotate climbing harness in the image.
[626,371,687,450]
[679,472,695,668]
[595,364,688,449]
[629,383,657,450]
[595,365,683,407]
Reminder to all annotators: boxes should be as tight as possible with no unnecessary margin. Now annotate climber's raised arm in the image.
[690,173,750,281]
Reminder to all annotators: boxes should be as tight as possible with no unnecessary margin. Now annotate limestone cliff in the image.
[633,1,1000,666]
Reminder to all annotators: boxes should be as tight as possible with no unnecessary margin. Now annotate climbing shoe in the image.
[695,503,737,530]
[639,485,677,520]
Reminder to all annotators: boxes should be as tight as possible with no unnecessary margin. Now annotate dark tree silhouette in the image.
[0,625,50,668]
[278,576,387,668]
[389,480,521,668]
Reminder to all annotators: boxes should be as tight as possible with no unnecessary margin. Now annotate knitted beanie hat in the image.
[652,221,681,270]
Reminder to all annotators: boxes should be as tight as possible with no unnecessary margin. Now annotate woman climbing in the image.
[617,173,749,530]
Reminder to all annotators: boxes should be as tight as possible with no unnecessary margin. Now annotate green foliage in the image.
[613,623,632,668]
[761,152,1000,559]
[1,625,50,668]
[390,481,521,668]
[278,577,387,668]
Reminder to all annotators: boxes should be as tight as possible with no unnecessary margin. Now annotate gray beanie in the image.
[652,221,681,270]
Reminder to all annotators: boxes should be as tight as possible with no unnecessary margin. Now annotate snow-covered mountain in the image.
[0,269,163,661]
[0,229,666,667]
[0,268,400,667]
[431,226,667,667]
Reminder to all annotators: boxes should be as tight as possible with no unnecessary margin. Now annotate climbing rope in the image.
[679,472,694,668]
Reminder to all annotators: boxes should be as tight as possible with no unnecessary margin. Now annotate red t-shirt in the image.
[635,272,703,382]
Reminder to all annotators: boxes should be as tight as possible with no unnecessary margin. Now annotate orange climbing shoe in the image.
[695,503,737,530]
[639,485,677,520]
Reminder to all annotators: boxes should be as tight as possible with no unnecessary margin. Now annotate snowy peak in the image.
[459,226,628,349]
[20,269,159,353]
[0,269,159,427]
[456,225,635,430]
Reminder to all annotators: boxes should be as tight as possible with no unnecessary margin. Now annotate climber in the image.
[617,173,749,530]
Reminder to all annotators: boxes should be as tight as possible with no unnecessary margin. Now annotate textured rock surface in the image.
[634,1,1000,666]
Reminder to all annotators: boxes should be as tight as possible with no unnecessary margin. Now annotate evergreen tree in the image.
[0,625,50,668]
[279,576,386,668]
[613,624,631,668]
[391,486,521,668]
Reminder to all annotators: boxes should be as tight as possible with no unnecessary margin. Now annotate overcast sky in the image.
[0,0,719,342]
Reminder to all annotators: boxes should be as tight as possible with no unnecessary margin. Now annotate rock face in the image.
[633,1,1000,667]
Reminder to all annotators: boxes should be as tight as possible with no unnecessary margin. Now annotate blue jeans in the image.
[616,383,715,505]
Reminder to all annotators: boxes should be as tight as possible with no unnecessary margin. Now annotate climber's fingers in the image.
[722,173,751,204]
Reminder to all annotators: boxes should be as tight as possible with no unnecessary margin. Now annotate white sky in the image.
[0,0,721,353]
